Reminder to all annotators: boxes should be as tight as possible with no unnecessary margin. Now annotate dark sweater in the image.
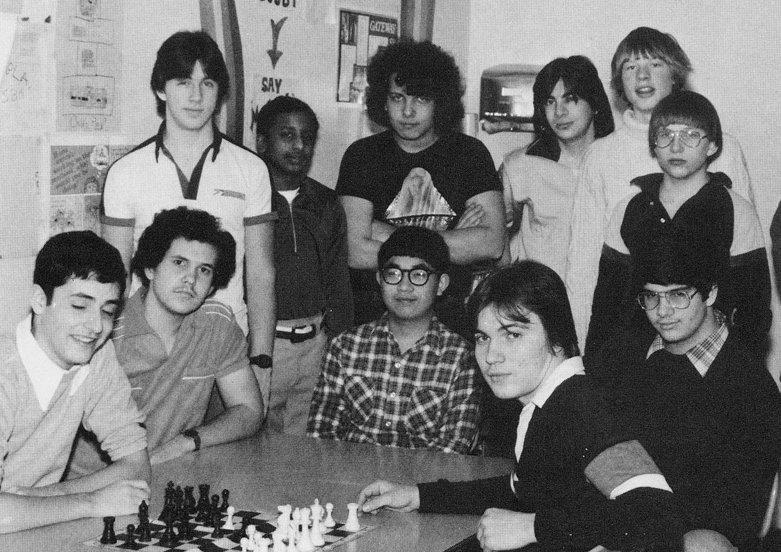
[417,375,685,551]
[599,331,781,551]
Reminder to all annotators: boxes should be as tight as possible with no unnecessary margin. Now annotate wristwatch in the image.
[249,354,273,369]
[182,428,201,451]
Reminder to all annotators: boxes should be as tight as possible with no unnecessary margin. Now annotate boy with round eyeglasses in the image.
[591,245,781,551]
[585,90,770,360]
[307,226,480,454]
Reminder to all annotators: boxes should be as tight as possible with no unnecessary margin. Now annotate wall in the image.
[434,0,781,381]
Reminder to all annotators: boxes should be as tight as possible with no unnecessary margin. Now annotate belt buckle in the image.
[289,324,315,343]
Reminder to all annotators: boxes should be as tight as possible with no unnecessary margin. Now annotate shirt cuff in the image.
[609,474,672,499]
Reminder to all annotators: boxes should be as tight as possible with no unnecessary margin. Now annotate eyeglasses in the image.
[636,288,698,311]
[654,128,709,149]
[380,267,437,286]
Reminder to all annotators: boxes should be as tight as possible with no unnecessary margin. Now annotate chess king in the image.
[0,231,150,533]
[70,207,264,471]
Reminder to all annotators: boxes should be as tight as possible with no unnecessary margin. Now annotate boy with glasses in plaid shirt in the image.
[585,90,770,361]
[307,226,480,454]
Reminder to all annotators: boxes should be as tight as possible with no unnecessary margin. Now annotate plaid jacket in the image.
[307,314,480,454]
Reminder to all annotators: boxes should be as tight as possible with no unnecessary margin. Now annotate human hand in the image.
[455,203,485,229]
[89,480,150,517]
[357,480,419,513]
[476,508,535,551]
[149,435,194,466]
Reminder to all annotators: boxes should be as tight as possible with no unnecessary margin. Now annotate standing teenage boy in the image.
[101,30,276,399]
[566,27,755,346]
[307,226,480,454]
[70,208,263,471]
[0,231,149,533]
[336,39,504,336]
[587,91,770,360]
[253,96,352,435]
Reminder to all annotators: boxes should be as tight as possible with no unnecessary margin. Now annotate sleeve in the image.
[212,310,251,378]
[306,335,348,439]
[335,141,373,202]
[565,149,610,347]
[243,155,275,226]
[81,342,147,461]
[0,357,18,486]
[500,157,528,257]
[322,200,354,336]
[417,475,518,514]
[461,137,502,199]
[101,161,136,227]
[718,132,754,206]
[725,196,772,344]
[429,350,481,455]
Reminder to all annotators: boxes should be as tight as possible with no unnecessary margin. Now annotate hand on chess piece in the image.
[89,480,150,518]
[357,480,419,513]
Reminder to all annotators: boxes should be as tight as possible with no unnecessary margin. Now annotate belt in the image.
[275,323,318,343]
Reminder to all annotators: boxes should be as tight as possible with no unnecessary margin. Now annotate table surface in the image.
[1,433,513,552]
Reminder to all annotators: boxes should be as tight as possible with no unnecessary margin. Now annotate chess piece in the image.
[195,483,211,523]
[256,536,270,552]
[296,508,315,552]
[247,524,257,541]
[276,504,291,539]
[178,505,193,540]
[241,536,251,552]
[222,505,236,530]
[138,507,152,542]
[184,485,197,514]
[271,529,286,552]
[125,524,136,546]
[344,503,360,532]
[310,512,324,547]
[310,499,323,524]
[323,503,336,528]
[212,507,225,538]
[290,507,301,542]
[220,489,230,512]
[158,515,177,546]
[100,516,117,544]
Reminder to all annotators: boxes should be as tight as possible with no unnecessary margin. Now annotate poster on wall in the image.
[49,144,132,236]
[336,10,397,104]
[0,135,40,258]
[55,0,122,132]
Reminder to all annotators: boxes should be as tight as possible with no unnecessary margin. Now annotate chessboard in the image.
[85,507,374,551]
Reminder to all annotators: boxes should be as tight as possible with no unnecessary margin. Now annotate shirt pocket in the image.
[403,386,446,435]
[343,376,374,428]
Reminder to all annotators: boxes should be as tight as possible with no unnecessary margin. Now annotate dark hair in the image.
[468,261,580,358]
[365,39,465,134]
[526,55,614,161]
[251,95,319,140]
[150,30,230,117]
[633,241,723,300]
[131,207,236,290]
[377,226,450,274]
[649,90,722,164]
[610,27,692,112]
[34,231,126,303]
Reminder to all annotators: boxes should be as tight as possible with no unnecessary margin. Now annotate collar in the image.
[118,288,201,340]
[646,310,728,376]
[153,121,223,163]
[621,109,649,137]
[525,356,586,409]
[631,171,733,193]
[16,314,89,411]
[371,312,445,355]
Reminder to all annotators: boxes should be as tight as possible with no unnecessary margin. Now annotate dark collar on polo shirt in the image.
[153,121,224,200]
[630,171,733,194]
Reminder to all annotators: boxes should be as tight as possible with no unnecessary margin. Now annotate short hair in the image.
[150,30,230,118]
[34,231,126,303]
[527,55,615,161]
[468,261,580,358]
[649,90,723,164]
[633,241,723,300]
[377,226,450,274]
[610,27,692,112]
[131,207,236,290]
[365,39,465,134]
[251,95,319,140]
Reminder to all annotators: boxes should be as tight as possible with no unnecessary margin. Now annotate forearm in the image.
[29,450,150,496]
[101,224,133,293]
[0,492,93,533]
[439,225,504,264]
[246,269,276,356]
[417,475,514,514]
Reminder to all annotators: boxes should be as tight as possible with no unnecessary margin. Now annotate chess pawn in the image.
[241,536,251,552]
[344,503,360,532]
[220,489,230,512]
[297,508,315,552]
[247,524,257,541]
[125,524,137,546]
[310,513,325,547]
[271,529,286,552]
[256,536,270,552]
[323,503,336,528]
[222,505,236,530]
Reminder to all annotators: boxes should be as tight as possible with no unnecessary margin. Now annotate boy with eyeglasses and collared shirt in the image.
[307,226,480,454]
[590,242,781,552]
[585,90,770,362]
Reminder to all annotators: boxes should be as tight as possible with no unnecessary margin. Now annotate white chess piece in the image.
[276,505,291,539]
[271,529,286,552]
[344,503,360,532]
[310,499,323,524]
[310,512,325,547]
[297,508,315,552]
[222,505,236,530]
[291,507,301,541]
[323,502,336,528]
[255,533,269,552]
[247,524,257,540]
[240,537,251,552]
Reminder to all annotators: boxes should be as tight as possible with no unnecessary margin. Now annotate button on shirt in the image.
[307,314,480,454]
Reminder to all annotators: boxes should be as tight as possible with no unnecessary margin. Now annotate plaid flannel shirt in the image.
[646,310,728,376]
[307,314,480,454]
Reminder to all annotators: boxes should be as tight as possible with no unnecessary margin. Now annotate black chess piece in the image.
[220,489,230,512]
[137,500,151,541]
[195,483,210,523]
[211,507,224,539]
[184,485,197,514]
[157,512,177,546]
[126,524,136,546]
[177,504,193,540]
[139,519,152,543]
[210,493,220,514]
[100,516,117,544]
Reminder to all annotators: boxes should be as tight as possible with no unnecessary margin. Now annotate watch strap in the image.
[182,428,201,451]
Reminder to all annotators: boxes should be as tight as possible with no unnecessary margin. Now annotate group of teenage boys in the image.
[0,25,779,551]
